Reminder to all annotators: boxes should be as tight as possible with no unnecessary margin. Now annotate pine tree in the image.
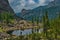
[42,11,51,39]
[36,16,40,32]
[31,16,34,33]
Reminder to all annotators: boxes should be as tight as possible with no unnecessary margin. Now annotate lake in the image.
[12,28,43,36]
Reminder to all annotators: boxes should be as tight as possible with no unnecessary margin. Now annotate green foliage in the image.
[31,16,34,24]
[0,11,14,24]
[0,11,60,40]
[35,16,40,25]
[50,17,60,39]
[0,27,4,32]
[42,11,50,39]
[42,11,60,39]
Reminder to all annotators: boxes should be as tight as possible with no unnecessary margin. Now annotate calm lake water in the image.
[12,28,43,36]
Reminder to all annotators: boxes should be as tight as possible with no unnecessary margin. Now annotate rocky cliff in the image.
[0,0,24,20]
[0,0,14,13]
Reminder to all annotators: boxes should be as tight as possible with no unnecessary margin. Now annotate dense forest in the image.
[0,11,60,40]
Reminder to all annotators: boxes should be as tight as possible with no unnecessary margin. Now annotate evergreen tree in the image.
[0,11,14,24]
[42,11,51,39]
[31,16,34,33]
[36,16,40,32]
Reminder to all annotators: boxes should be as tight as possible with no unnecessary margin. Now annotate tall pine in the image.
[42,11,51,39]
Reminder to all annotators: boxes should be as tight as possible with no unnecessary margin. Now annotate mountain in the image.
[16,9,31,20]
[47,0,60,8]
[0,0,24,21]
[16,0,60,21]
[21,9,31,14]
[0,0,14,13]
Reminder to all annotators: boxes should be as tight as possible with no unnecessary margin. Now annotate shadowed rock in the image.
[0,0,14,13]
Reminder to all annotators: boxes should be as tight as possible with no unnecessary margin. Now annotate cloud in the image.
[28,0,36,4]
[8,0,13,3]
[8,0,54,13]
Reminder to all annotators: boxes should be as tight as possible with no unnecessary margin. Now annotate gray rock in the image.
[0,32,10,40]
[0,0,14,13]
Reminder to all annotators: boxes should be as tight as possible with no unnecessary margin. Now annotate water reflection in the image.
[12,28,43,36]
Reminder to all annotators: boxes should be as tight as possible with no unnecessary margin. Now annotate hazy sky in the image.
[8,0,54,13]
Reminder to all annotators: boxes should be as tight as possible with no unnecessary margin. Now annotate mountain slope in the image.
[0,0,24,21]
[0,0,14,13]
[16,0,60,21]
